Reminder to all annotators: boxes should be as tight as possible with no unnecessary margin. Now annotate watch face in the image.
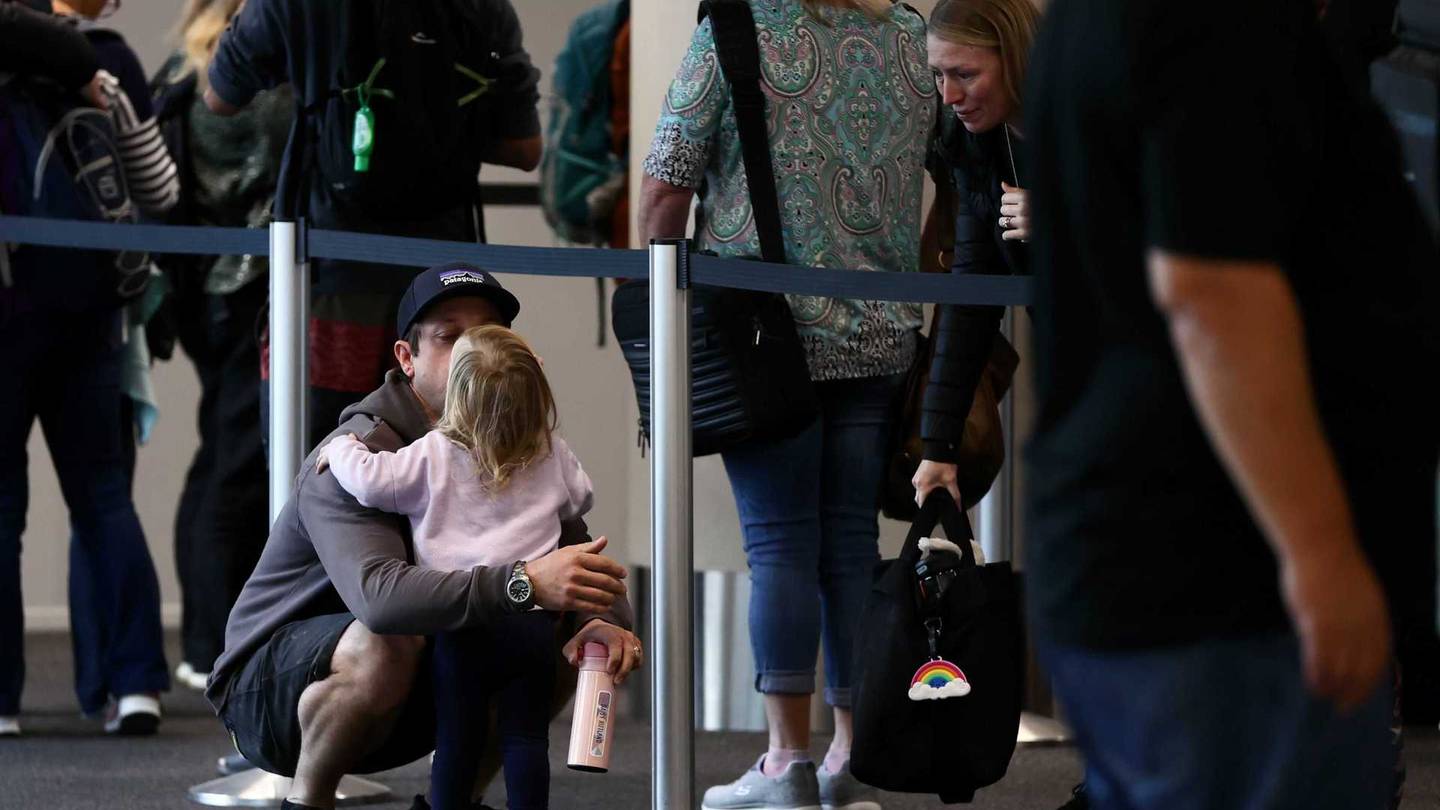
[508,577,532,604]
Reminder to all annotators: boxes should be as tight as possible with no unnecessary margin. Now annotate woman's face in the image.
[928,35,1013,135]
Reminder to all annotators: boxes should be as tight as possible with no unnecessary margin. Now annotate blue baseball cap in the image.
[395,261,521,337]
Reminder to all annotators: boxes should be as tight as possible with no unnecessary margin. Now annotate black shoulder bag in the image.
[851,490,1023,803]
[611,0,816,457]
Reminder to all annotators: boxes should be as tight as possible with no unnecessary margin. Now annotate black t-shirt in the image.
[1023,0,1440,649]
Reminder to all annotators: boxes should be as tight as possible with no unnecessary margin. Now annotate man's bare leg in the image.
[289,622,426,808]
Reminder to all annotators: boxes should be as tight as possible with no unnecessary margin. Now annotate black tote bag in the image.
[850,491,1022,803]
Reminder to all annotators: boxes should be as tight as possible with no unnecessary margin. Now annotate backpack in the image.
[539,0,629,246]
[294,1,504,223]
[0,73,149,316]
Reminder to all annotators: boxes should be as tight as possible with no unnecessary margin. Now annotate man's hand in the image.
[912,460,961,507]
[528,536,628,614]
[1281,540,1391,712]
[563,620,643,685]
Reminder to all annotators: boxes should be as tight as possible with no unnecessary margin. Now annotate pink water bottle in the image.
[567,642,616,772]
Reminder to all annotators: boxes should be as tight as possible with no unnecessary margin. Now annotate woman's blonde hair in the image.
[929,0,1040,117]
[435,326,557,490]
[176,0,245,81]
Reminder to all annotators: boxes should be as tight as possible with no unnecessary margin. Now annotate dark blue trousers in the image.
[430,612,558,810]
[0,309,169,715]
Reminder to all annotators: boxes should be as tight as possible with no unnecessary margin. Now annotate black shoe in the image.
[1058,782,1088,810]
[280,802,325,810]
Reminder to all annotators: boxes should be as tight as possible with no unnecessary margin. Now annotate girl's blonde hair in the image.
[176,0,245,82]
[435,326,557,490]
[929,0,1040,118]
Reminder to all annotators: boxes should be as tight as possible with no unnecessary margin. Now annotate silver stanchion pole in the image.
[268,218,308,520]
[188,220,390,807]
[650,239,695,810]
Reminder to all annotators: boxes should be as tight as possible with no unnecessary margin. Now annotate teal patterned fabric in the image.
[643,0,935,381]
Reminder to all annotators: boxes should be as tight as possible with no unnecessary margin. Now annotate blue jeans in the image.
[721,374,903,708]
[1042,632,1393,810]
[0,310,169,715]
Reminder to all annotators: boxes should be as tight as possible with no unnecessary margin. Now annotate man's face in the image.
[393,295,503,419]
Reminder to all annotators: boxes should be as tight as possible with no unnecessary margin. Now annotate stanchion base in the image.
[1016,711,1072,747]
[187,772,393,807]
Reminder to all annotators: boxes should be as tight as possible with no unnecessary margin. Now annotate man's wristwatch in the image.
[506,560,535,611]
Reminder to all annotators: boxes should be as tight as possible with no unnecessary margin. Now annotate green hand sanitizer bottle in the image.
[352,100,375,173]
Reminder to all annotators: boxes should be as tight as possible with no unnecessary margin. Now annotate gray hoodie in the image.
[206,369,631,712]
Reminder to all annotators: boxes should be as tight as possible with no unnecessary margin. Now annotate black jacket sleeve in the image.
[0,3,98,91]
[920,169,1007,463]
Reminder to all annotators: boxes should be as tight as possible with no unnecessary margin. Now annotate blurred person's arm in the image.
[0,2,99,91]
[1148,254,1388,712]
[1138,8,1387,711]
[204,0,291,116]
[482,0,541,171]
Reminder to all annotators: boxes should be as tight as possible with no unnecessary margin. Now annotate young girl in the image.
[320,325,591,810]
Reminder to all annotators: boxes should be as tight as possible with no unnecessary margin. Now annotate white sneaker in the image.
[0,716,19,737]
[104,694,161,735]
[175,661,210,691]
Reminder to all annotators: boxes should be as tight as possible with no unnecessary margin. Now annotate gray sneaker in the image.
[701,755,821,810]
[818,761,881,810]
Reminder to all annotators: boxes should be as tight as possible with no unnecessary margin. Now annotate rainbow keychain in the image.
[908,657,971,701]
[904,582,973,697]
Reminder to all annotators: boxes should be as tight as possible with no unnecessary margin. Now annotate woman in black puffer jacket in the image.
[914,0,1037,507]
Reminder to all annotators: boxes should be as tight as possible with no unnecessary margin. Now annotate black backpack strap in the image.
[700,0,786,264]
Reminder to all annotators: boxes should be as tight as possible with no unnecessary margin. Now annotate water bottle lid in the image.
[583,642,608,659]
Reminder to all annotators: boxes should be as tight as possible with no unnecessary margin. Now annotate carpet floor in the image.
[3,632,1439,809]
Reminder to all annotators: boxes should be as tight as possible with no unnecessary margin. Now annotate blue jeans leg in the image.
[723,419,824,697]
[722,374,902,704]
[1042,632,1393,810]
[817,376,900,708]
[41,333,168,712]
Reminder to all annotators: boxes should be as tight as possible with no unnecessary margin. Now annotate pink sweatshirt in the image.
[325,431,594,572]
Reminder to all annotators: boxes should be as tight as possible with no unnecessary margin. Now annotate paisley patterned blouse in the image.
[643,0,935,381]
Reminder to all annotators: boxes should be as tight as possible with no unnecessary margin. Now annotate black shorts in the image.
[218,613,436,776]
